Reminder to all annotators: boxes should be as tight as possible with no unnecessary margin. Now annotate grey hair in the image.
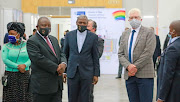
[128,8,142,18]
[88,19,97,31]
[77,15,88,21]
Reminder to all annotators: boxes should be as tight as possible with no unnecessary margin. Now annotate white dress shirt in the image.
[128,25,142,63]
[77,30,87,53]
[37,30,52,45]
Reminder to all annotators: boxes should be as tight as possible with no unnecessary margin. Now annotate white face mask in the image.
[129,19,141,29]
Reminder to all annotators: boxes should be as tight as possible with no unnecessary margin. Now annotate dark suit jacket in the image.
[98,37,104,58]
[158,37,180,102]
[163,34,170,50]
[153,35,161,67]
[60,37,65,49]
[27,33,67,94]
[4,33,9,44]
[64,30,100,79]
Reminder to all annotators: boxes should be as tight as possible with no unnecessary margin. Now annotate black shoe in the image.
[116,76,121,79]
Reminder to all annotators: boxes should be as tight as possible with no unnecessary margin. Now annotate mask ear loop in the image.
[15,33,22,43]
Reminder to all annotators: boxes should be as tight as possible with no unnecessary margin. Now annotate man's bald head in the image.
[170,20,180,36]
[37,17,50,26]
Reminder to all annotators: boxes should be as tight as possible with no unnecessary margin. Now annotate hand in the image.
[92,76,98,85]
[18,64,26,73]
[157,99,164,102]
[63,74,67,83]
[127,64,137,75]
[57,64,66,76]
[128,72,135,77]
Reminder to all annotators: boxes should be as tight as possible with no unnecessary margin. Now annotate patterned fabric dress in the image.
[3,71,32,102]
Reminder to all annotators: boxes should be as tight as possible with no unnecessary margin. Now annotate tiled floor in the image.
[0,74,157,102]
[62,74,157,102]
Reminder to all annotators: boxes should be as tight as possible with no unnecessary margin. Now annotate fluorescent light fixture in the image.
[68,0,75,4]
[143,16,154,18]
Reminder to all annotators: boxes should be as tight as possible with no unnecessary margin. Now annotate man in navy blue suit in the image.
[157,20,180,102]
[64,15,100,102]
[150,27,161,68]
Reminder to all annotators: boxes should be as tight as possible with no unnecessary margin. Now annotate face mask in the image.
[78,25,87,32]
[39,27,51,37]
[168,33,172,38]
[8,34,19,44]
[129,19,141,29]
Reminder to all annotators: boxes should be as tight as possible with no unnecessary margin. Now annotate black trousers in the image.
[68,70,93,102]
[33,89,62,102]
[89,84,94,102]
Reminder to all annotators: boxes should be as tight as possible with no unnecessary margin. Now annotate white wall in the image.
[50,18,71,40]
[158,0,180,48]
[0,0,21,10]
[0,8,4,77]
[23,13,39,38]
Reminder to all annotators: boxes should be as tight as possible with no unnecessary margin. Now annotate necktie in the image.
[44,37,56,56]
[129,30,136,63]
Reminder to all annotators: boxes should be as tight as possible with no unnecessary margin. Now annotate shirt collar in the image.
[37,30,49,38]
[171,36,180,43]
[37,30,49,41]
[131,25,141,32]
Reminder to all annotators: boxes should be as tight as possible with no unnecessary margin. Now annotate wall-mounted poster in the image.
[71,8,125,74]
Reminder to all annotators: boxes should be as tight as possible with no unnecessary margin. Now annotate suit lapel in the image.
[36,34,57,57]
[125,29,131,52]
[80,31,90,53]
[133,26,144,49]
[74,30,79,53]
[49,36,59,58]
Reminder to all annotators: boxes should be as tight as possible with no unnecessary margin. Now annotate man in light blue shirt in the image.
[64,15,100,102]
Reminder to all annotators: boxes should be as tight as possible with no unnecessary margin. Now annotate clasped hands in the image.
[18,64,26,73]
[57,63,66,76]
[127,64,137,76]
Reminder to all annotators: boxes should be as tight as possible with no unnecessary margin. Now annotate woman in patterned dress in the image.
[1,22,32,102]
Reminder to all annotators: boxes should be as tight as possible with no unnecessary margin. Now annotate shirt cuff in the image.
[61,62,67,67]
[158,98,164,101]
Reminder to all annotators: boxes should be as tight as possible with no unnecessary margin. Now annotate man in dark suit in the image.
[29,29,37,38]
[157,20,180,102]
[87,19,104,102]
[163,34,171,50]
[64,15,100,102]
[60,30,69,50]
[27,17,67,102]
[150,27,161,68]
[3,33,9,44]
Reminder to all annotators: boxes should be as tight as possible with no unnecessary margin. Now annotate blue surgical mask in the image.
[168,33,172,38]
[8,34,19,44]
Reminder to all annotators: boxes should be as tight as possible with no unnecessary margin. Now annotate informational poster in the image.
[71,8,125,74]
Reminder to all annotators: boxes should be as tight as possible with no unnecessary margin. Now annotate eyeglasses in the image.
[129,16,141,20]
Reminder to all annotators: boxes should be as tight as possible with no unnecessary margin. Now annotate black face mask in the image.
[78,25,87,33]
[39,27,51,37]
